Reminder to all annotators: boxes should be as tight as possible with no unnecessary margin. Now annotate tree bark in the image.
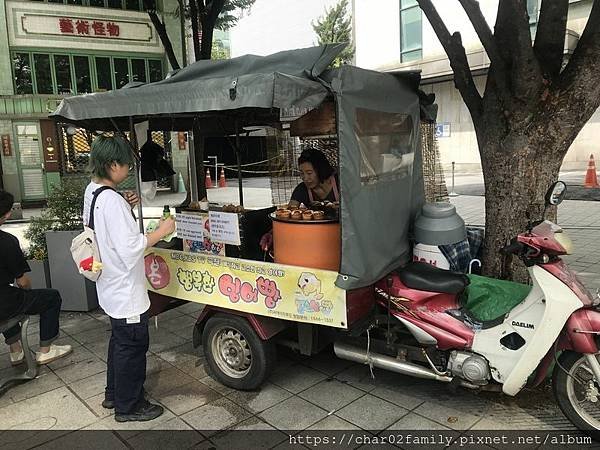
[193,119,208,201]
[143,0,181,70]
[189,0,202,62]
[477,127,563,282]
[199,0,226,59]
[200,17,216,59]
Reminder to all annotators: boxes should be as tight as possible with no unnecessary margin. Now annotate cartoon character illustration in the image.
[78,256,103,273]
[320,299,333,316]
[296,272,327,314]
[298,272,324,300]
[144,254,170,289]
[295,298,311,315]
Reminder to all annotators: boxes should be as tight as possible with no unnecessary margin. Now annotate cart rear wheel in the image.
[202,313,276,390]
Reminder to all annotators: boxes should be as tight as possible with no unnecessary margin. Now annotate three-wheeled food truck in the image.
[51,44,600,434]
[51,43,428,388]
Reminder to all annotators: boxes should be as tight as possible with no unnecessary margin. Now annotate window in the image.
[13,53,33,94]
[95,56,113,91]
[54,55,73,95]
[33,54,53,94]
[74,56,92,94]
[114,58,130,88]
[131,58,147,83]
[125,0,141,10]
[355,108,414,185]
[12,52,163,94]
[148,60,163,83]
[26,0,147,11]
[400,0,422,63]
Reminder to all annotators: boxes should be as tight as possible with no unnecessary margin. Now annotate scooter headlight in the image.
[555,231,573,255]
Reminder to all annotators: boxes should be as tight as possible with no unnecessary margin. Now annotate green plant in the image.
[312,0,354,67]
[24,177,87,260]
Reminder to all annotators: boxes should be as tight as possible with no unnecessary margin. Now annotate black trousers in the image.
[105,310,150,414]
[2,288,62,347]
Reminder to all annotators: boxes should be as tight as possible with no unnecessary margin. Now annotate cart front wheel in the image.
[202,313,276,390]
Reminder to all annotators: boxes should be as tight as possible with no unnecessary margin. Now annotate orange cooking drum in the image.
[271,215,341,271]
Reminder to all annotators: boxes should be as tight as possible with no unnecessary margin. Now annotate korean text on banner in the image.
[144,248,348,328]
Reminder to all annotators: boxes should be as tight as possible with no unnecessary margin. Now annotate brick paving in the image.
[0,196,599,448]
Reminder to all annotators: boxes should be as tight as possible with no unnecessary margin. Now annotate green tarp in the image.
[462,274,532,322]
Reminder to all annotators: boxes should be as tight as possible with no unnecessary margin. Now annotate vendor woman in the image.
[260,148,339,251]
[289,148,339,207]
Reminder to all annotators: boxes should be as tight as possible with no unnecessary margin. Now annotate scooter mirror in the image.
[545,181,567,206]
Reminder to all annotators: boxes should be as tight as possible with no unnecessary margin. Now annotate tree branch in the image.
[458,0,511,107]
[142,0,180,70]
[416,0,482,119]
[493,0,542,104]
[458,0,503,69]
[207,0,226,24]
[559,0,600,91]
[534,0,569,78]
[189,0,201,61]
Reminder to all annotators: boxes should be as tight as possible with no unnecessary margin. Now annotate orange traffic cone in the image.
[218,167,227,187]
[584,154,599,188]
[205,169,213,189]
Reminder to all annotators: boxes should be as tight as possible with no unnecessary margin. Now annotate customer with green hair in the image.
[83,134,175,423]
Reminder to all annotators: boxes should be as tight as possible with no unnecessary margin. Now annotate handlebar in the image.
[501,239,524,255]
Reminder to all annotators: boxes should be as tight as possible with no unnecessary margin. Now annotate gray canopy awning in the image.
[50,44,345,131]
[51,45,427,291]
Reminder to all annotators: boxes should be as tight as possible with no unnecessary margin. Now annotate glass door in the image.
[15,123,48,201]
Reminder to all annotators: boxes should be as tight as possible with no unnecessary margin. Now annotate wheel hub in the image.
[584,381,599,403]
[212,328,252,378]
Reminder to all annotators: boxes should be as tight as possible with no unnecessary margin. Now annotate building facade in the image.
[353,0,597,171]
[0,0,185,203]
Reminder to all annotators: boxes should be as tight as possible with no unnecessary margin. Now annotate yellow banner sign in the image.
[144,248,348,328]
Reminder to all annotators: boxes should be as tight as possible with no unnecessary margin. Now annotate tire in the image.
[553,351,600,439]
[202,313,276,390]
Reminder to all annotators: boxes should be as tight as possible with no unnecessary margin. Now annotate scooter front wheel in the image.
[553,351,600,437]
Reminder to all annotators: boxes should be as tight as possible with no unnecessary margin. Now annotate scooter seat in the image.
[397,262,469,294]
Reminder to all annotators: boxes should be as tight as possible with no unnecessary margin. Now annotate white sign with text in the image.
[209,211,241,245]
[175,212,207,242]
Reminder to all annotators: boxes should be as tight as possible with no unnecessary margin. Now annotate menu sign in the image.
[209,211,241,245]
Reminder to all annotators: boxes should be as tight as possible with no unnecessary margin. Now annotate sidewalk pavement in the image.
[1,184,599,444]
[0,305,586,447]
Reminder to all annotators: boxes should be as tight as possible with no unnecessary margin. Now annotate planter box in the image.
[27,259,51,289]
[46,230,98,312]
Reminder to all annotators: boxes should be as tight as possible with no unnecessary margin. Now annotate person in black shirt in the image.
[289,148,339,208]
[260,149,340,251]
[0,190,72,365]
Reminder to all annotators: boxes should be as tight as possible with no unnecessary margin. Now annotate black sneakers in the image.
[114,400,164,423]
[103,389,147,410]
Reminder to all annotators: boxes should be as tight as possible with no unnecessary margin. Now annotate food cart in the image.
[51,44,433,390]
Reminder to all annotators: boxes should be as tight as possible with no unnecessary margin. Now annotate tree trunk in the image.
[142,1,180,70]
[189,0,201,62]
[199,17,216,59]
[193,120,208,201]
[477,126,564,282]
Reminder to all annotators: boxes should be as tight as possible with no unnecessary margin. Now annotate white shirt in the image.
[83,181,149,319]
